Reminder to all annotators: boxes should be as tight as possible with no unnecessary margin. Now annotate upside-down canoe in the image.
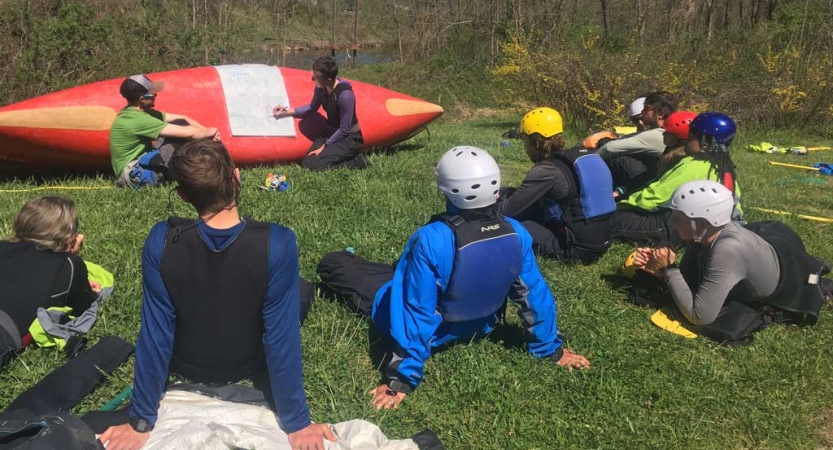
[0,65,444,172]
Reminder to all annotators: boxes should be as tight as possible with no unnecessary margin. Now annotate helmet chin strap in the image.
[690,219,709,243]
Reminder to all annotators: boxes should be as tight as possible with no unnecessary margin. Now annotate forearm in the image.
[664,268,722,326]
[264,228,311,433]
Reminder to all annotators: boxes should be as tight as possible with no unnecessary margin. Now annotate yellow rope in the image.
[749,206,833,224]
[0,186,113,193]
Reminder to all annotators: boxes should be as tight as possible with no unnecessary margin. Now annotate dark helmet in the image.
[689,112,736,153]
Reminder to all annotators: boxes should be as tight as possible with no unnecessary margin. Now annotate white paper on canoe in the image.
[215,64,295,137]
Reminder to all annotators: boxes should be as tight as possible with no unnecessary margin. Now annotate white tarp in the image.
[142,390,420,450]
[215,64,296,137]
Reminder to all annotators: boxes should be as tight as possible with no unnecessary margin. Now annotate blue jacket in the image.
[131,220,310,433]
[372,215,562,389]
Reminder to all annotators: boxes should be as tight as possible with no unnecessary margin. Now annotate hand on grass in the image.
[287,423,338,450]
[99,424,150,450]
[555,349,590,370]
[89,281,101,294]
[369,384,406,410]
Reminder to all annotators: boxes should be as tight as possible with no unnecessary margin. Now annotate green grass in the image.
[1,116,832,449]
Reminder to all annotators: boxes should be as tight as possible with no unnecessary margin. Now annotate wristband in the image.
[128,418,154,433]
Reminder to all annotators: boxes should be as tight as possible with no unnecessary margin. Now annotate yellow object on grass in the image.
[650,310,698,339]
[621,250,639,279]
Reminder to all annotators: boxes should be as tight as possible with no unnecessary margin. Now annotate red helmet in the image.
[662,111,697,140]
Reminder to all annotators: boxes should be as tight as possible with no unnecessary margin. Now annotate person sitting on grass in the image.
[100,140,333,450]
[272,56,369,171]
[598,91,676,193]
[317,146,589,411]
[612,112,743,247]
[631,180,829,340]
[497,107,615,264]
[0,197,98,354]
[109,74,221,188]
[655,110,697,177]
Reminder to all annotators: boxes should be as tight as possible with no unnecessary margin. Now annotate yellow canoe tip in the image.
[385,98,444,117]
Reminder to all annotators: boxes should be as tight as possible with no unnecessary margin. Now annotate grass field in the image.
[1,116,832,449]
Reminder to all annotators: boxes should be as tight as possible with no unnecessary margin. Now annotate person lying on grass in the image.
[0,196,99,360]
[612,112,743,247]
[317,146,589,411]
[100,140,331,450]
[632,179,828,336]
[497,107,615,264]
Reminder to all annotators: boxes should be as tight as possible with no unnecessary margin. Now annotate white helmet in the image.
[436,146,500,209]
[628,97,646,118]
[669,180,735,227]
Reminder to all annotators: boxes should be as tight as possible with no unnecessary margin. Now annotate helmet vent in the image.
[465,195,476,201]
[452,188,459,193]
[491,180,497,185]
[471,151,477,156]
[493,190,498,195]
[471,184,481,189]
[456,151,463,157]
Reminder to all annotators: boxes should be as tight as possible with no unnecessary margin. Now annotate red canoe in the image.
[0,65,443,172]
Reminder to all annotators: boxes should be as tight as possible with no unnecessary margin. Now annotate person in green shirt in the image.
[611,112,743,246]
[109,74,221,188]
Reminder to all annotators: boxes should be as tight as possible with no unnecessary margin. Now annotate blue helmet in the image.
[689,112,736,152]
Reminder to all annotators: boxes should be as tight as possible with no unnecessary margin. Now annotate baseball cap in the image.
[120,74,165,102]
[128,74,164,94]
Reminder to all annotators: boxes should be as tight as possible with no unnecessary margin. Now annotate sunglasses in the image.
[141,93,157,100]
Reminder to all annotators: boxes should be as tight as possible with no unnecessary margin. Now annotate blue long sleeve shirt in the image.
[371,216,562,389]
[130,220,311,433]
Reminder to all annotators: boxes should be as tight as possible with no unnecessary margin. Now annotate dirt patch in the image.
[820,408,833,449]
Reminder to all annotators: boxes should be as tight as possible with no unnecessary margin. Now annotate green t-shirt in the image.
[109,107,167,175]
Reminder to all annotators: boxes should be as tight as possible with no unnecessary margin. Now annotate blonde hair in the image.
[10,196,78,252]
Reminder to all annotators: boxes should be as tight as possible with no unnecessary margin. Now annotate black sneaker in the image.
[353,153,371,169]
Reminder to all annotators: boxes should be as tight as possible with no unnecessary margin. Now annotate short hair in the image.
[312,56,339,80]
[168,140,239,214]
[10,196,78,252]
[644,91,677,120]
[119,78,148,103]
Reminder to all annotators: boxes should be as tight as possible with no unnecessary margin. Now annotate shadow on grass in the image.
[600,272,671,309]
[371,142,426,157]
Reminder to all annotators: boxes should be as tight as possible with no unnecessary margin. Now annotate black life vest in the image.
[318,82,362,140]
[160,217,270,383]
[542,147,615,226]
[436,214,524,322]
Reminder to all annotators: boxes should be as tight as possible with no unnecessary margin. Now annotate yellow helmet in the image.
[519,107,564,138]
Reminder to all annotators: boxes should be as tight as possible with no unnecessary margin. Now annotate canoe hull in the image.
[0,65,443,172]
